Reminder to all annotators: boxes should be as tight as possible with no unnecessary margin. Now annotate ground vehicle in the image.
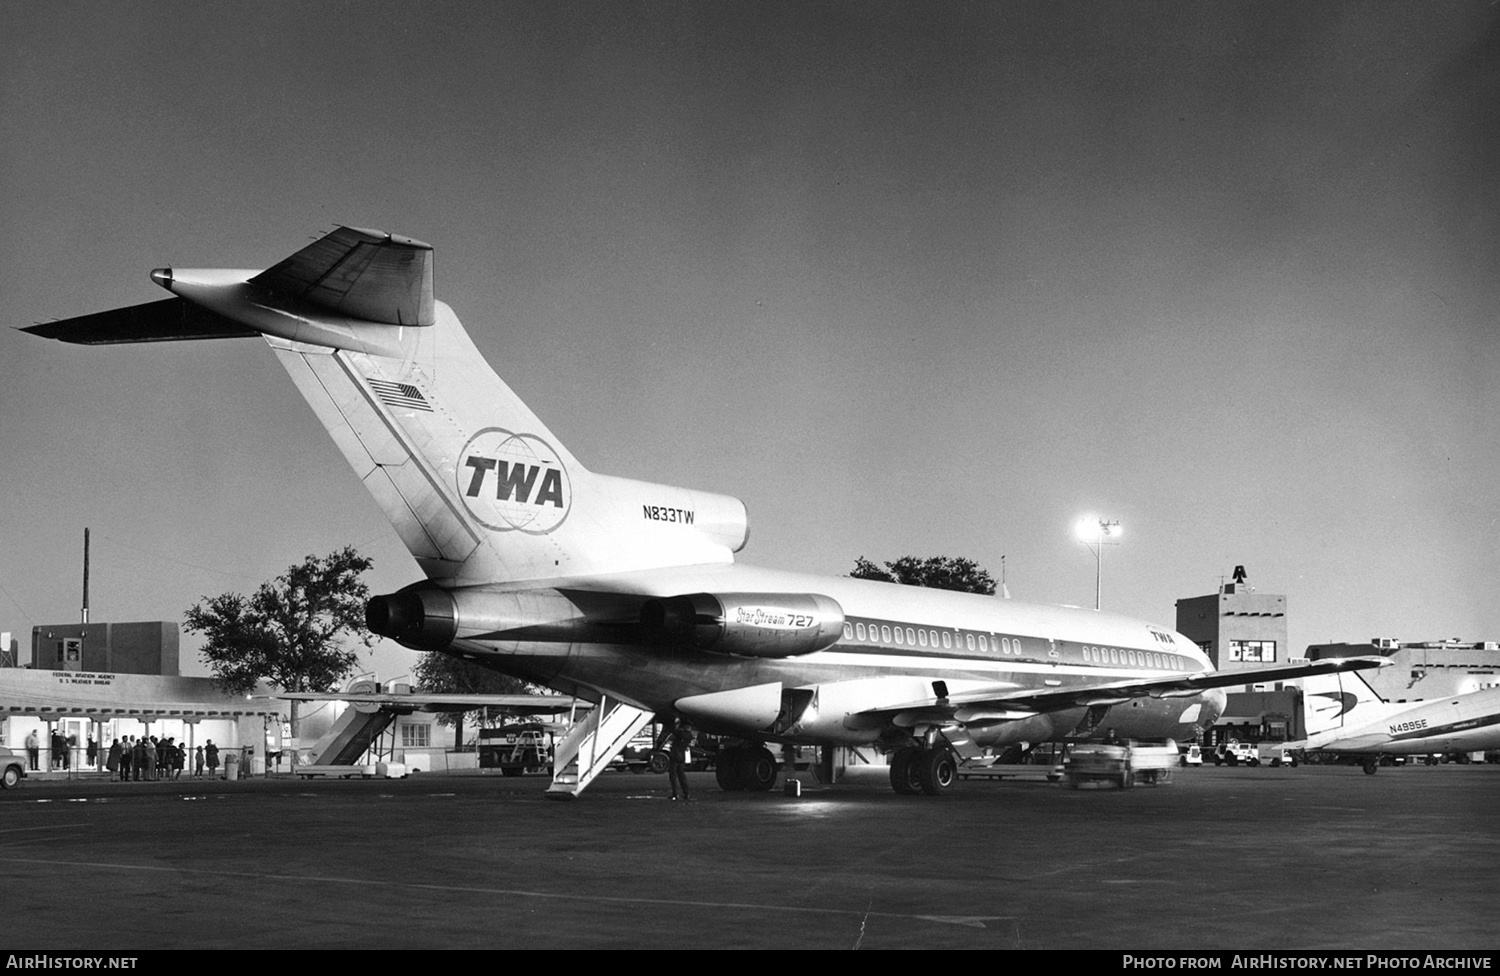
[1258,743,1298,767]
[1065,741,1177,788]
[1179,743,1202,767]
[1213,741,1259,766]
[1,746,27,788]
[478,724,556,777]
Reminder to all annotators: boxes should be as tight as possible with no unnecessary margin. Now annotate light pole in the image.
[1075,517,1122,610]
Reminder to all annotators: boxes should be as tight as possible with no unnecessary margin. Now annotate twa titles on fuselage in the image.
[1297,670,1500,774]
[23,225,1385,798]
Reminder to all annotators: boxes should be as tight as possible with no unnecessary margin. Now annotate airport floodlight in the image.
[1075,517,1122,610]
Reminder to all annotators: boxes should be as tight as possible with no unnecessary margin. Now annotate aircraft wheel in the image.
[740,746,779,792]
[890,747,922,795]
[715,748,746,791]
[1363,760,1379,775]
[2,766,19,789]
[916,748,957,796]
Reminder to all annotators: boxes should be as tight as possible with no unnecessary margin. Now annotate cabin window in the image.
[965,634,975,651]
[856,622,866,641]
[942,632,952,649]
[906,628,916,645]
[918,630,928,647]
[881,625,892,643]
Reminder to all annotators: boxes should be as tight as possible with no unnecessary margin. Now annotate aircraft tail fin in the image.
[1302,668,1387,737]
[26,226,749,586]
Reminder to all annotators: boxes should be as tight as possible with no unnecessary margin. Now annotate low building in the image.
[1,619,281,775]
[1306,638,1500,702]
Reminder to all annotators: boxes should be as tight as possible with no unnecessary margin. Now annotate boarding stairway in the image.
[545,695,655,799]
[302,680,402,768]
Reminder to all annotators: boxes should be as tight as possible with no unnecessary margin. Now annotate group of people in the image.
[104,736,220,781]
[23,730,77,771]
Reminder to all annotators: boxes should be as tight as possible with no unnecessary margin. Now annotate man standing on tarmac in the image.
[668,719,694,802]
[25,730,39,771]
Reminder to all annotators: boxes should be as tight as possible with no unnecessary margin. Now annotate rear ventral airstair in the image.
[545,695,655,799]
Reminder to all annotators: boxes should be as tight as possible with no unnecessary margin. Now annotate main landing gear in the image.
[889,745,957,796]
[715,744,779,792]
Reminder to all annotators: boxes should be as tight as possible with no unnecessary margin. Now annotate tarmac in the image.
[0,761,1495,950]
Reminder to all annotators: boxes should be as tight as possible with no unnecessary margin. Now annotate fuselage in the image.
[444,561,1225,749]
[1307,687,1500,756]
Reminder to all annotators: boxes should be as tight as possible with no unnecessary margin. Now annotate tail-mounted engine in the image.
[366,586,587,651]
[641,592,844,659]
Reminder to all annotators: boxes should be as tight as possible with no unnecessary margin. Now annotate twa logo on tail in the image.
[458,428,571,534]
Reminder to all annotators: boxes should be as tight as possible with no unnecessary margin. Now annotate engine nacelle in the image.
[641,592,844,659]
[366,585,586,651]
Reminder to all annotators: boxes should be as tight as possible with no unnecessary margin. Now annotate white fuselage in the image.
[1305,686,1500,756]
[447,562,1224,748]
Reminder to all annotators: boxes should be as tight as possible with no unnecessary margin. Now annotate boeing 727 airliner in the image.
[24,226,1384,797]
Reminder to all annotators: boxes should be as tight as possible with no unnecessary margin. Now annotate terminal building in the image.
[2,618,466,776]
[0,619,282,774]
[1306,638,1500,702]
[1174,566,1500,748]
[1175,566,1300,745]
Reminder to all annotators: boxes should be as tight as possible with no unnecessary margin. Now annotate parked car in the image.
[0,746,26,788]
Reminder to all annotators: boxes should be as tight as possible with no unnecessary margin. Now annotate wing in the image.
[22,298,258,344]
[252,225,434,326]
[273,691,579,714]
[867,656,1391,727]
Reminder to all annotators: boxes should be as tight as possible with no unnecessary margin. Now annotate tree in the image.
[850,555,997,595]
[184,546,375,747]
[413,652,533,752]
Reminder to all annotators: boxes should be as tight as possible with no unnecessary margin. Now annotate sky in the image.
[2,2,1496,680]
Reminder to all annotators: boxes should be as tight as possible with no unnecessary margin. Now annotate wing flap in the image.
[22,298,259,344]
[252,226,434,326]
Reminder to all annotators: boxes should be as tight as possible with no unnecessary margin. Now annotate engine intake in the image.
[641,592,844,659]
[366,588,458,649]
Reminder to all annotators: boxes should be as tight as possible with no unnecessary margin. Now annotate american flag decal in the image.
[368,378,433,412]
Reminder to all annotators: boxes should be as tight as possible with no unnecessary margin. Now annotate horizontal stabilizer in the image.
[253,226,434,326]
[22,297,258,344]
